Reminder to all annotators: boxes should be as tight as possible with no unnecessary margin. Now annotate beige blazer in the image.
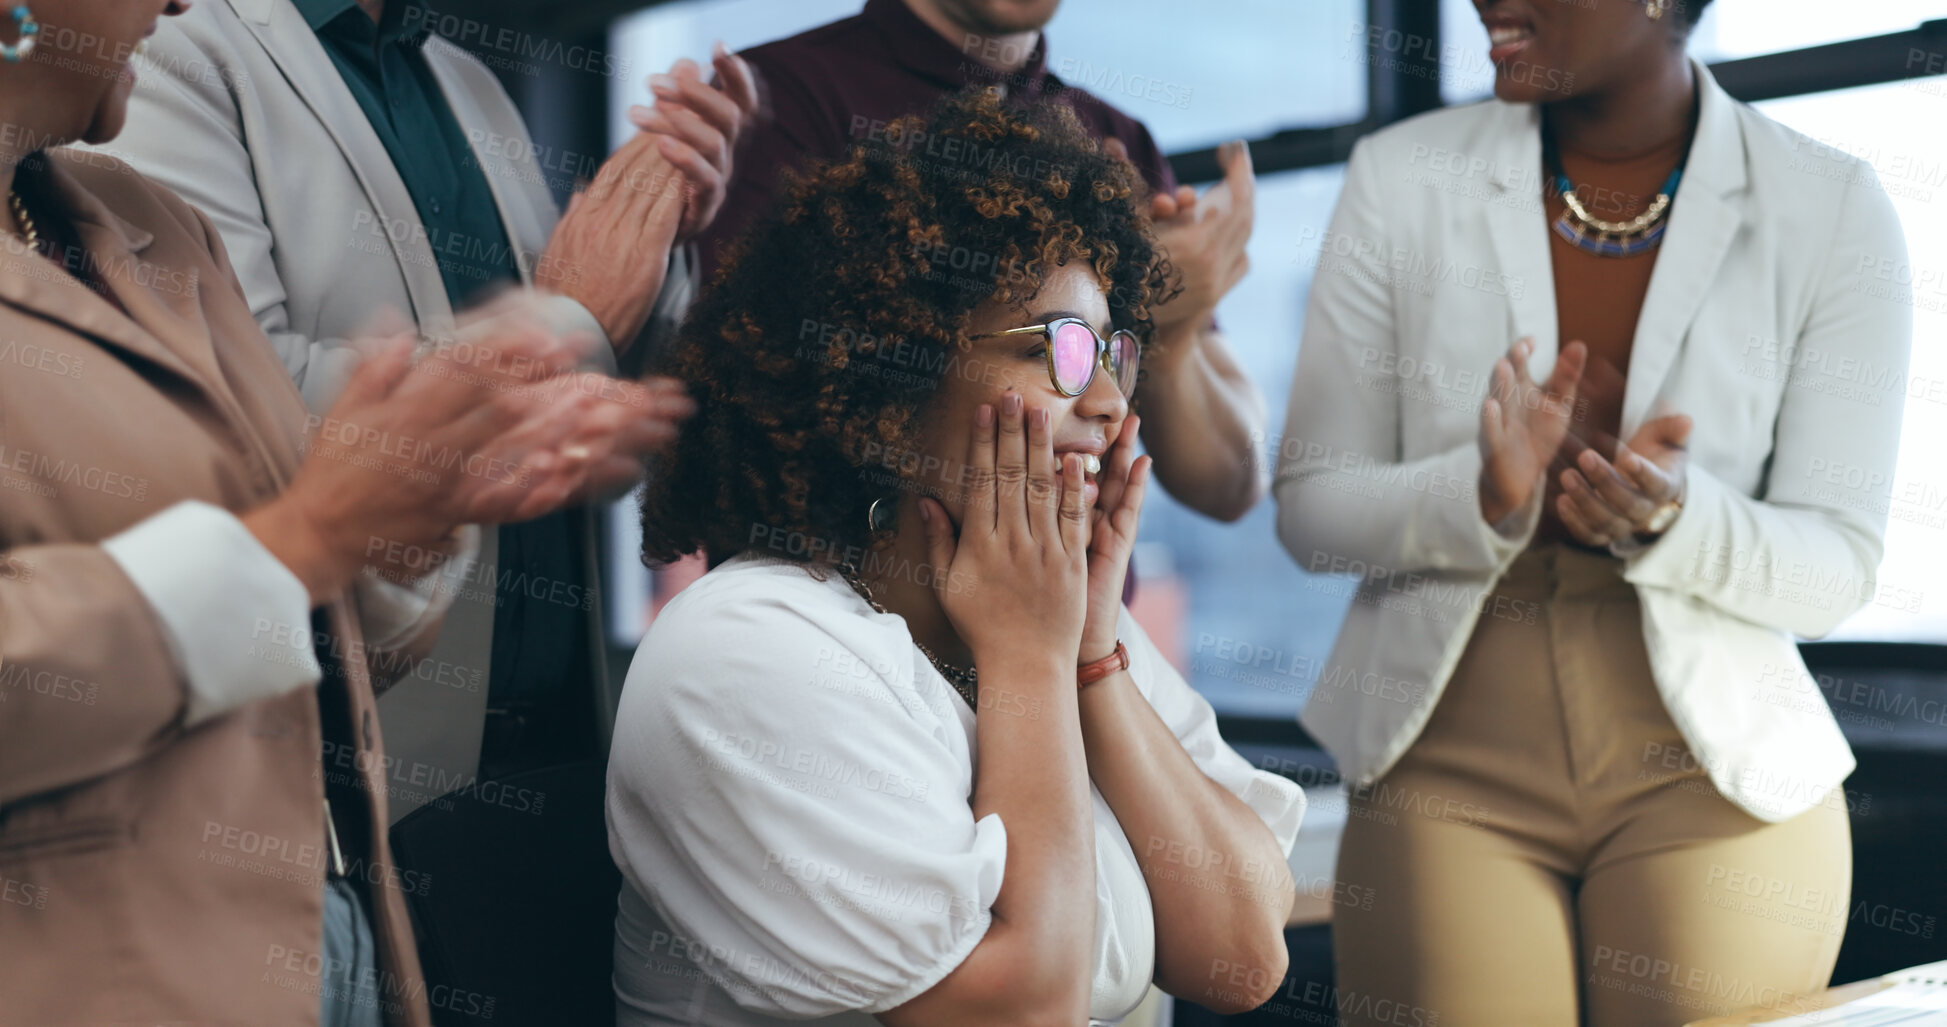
[1276,62,1912,822]
[88,0,690,813]
[0,150,435,1026]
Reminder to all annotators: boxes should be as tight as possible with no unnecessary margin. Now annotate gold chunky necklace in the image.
[1540,101,1694,260]
[837,563,979,712]
[9,190,38,251]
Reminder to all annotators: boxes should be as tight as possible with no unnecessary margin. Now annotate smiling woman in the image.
[612,88,1304,1027]
[637,88,1174,572]
[1278,0,1911,1023]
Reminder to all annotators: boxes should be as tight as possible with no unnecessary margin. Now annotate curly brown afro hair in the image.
[638,87,1176,570]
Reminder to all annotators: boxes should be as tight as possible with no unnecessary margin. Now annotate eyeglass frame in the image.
[968,317,1141,399]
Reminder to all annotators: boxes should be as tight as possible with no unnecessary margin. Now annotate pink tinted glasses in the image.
[972,317,1140,398]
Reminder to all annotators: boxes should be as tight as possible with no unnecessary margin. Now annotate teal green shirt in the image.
[292,0,521,308]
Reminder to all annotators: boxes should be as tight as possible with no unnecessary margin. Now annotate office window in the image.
[607,0,861,146]
[1441,0,1947,104]
[1686,1,1947,62]
[1042,0,1366,153]
[610,0,1368,153]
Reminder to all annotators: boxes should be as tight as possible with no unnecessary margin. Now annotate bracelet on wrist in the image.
[1077,641,1129,687]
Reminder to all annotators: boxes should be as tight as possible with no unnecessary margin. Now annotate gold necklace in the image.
[837,564,979,712]
[9,190,38,251]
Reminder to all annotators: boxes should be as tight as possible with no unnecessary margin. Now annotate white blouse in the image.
[607,553,1304,1026]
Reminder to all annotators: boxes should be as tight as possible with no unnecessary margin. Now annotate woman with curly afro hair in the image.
[606,88,1304,1027]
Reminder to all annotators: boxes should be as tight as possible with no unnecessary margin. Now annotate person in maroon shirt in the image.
[642,0,1268,523]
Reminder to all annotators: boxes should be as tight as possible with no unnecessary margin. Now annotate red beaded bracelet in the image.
[1077,641,1129,687]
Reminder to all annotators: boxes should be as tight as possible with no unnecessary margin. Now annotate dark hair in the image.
[1680,0,1713,28]
[637,87,1175,569]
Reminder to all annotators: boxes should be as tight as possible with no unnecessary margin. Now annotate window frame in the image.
[1167,2,1947,181]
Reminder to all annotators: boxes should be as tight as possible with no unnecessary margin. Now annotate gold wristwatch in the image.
[1635,497,1683,541]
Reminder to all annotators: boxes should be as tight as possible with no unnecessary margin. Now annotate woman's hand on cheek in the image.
[1079,414,1150,663]
[920,394,1090,673]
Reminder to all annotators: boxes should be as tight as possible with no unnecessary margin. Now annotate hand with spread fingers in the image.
[917,392,1090,673]
[1556,412,1692,547]
[1478,336,1588,527]
[626,42,760,242]
[1078,412,1151,664]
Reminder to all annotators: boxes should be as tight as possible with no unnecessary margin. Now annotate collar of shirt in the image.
[861,0,1054,103]
[291,0,431,49]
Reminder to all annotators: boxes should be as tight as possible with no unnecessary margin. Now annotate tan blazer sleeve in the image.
[0,545,190,805]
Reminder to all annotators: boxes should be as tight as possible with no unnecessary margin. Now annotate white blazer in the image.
[86,0,689,815]
[1274,62,1912,823]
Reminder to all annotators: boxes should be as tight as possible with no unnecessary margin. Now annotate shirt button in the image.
[430,198,442,214]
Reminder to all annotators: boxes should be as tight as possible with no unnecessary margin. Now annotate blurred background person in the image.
[0,1,692,1022]
[612,92,1302,1027]
[1275,0,1911,1022]
[682,0,1269,523]
[89,0,755,809]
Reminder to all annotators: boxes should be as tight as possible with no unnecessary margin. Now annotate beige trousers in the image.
[1332,545,1851,1026]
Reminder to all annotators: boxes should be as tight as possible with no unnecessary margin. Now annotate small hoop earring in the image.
[1645,0,1667,20]
[0,5,38,63]
[867,496,897,532]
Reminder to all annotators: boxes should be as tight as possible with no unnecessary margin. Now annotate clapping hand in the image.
[1478,337,1587,527]
[1106,137,1255,344]
[541,46,758,353]
[250,296,695,602]
[1556,412,1691,546]
[626,43,759,241]
[535,130,690,354]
